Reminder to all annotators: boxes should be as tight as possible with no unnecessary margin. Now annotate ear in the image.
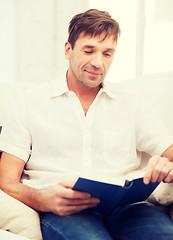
[65,42,72,59]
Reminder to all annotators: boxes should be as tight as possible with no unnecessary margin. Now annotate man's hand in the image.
[0,153,99,217]
[40,180,100,216]
[143,156,173,184]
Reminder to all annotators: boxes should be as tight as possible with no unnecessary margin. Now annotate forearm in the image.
[0,152,99,216]
[161,144,173,161]
[0,152,49,212]
[0,176,47,212]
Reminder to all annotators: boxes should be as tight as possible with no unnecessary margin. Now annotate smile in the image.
[85,70,102,76]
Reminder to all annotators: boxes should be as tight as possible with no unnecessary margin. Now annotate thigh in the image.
[39,210,114,240]
[106,202,173,240]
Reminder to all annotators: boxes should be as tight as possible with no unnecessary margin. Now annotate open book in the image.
[72,177,159,215]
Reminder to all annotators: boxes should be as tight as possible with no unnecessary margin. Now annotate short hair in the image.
[68,9,121,49]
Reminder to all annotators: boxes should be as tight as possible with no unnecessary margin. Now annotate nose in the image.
[90,53,102,69]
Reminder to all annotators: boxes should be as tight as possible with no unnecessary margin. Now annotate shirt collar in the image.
[51,73,117,100]
[51,72,69,98]
[99,81,117,100]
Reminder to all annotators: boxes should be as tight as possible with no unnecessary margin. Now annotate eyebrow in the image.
[81,45,115,52]
[82,45,94,49]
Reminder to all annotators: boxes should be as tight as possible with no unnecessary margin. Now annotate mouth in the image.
[84,70,102,77]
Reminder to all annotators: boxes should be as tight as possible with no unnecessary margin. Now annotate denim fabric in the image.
[106,202,173,240]
[40,202,173,240]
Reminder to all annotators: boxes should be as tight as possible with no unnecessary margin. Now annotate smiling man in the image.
[65,32,116,115]
[66,33,116,87]
[1,9,173,240]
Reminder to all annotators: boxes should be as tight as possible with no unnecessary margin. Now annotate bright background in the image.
[90,0,173,82]
[0,0,173,84]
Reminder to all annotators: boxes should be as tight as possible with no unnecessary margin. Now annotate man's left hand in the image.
[144,156,173,184]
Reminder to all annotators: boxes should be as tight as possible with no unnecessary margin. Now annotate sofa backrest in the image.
[118,71,173,168]
[118,71,173,135]
[0,82,25,126]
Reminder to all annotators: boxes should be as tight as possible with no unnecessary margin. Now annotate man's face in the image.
[65,33,117,88]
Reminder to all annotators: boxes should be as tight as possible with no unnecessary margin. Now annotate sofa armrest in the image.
[0,229,30,240]
[0,190,42,240]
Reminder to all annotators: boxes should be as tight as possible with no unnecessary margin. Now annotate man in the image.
[0,9,173,240]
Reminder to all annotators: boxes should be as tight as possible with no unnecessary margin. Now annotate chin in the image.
[84,81,101,88]
[84,78,103,88]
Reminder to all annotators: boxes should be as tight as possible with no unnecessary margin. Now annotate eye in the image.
[84,51,93,54]
[104,52,112,57]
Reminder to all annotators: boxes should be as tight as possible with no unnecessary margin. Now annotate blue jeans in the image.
[39,202,173,240]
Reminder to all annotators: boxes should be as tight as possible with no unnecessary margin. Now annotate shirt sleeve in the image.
[135,95,173,156]
[0,94,32,162]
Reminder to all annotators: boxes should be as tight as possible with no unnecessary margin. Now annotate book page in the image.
[126,170,145,181]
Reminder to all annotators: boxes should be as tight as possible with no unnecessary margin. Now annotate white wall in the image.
[1,1,172,85]
[90,0,173,82]
[0,0,89,85]
[54,0,89,80]
[0,0,16,83]
[16,0,89,84]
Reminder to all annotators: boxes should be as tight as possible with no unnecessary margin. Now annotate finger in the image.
[163,169,173,183]
[56,202,100,216]
[58,180,92,199]
[60,197,100,206]
[59,180,76,189]
[143,156,159,184]
[57,185,91,200]
[157,161,173,182]
[150,157,169,183]
[67,203,99,215]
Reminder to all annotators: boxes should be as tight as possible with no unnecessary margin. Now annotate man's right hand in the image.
[40,180,100,216]
[0,152,100,216]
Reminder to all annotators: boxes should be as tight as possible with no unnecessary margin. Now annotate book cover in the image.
[72,177,159,215]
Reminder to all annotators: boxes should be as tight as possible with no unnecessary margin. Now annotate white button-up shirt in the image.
[0,74,173,188]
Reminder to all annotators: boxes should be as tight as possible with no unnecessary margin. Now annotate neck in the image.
[66,71,101,115]
[66,70,101,98]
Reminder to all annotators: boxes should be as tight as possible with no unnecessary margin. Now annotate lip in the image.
[85,70,102,76]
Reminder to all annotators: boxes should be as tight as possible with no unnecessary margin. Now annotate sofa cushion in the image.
[0,81,25,126]
[118,71,173,135]
[0,229,30,240]
[0,190,42,240]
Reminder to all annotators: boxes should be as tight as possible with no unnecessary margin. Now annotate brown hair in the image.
[68,9,121,49]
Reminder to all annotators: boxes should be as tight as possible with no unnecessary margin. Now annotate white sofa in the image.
[0,229,29,240]
[0,71,173,239]
[0,82,42,240]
